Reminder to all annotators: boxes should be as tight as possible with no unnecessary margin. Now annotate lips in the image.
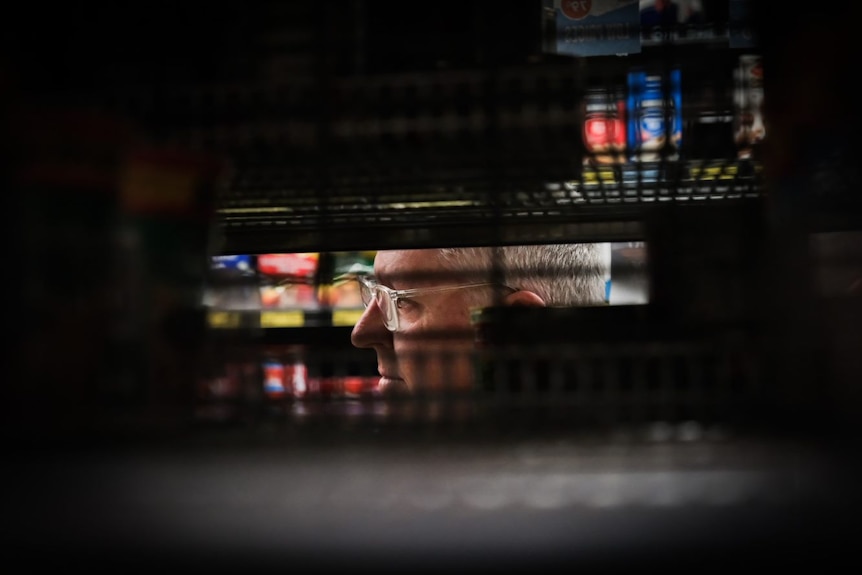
[378,376,409,395]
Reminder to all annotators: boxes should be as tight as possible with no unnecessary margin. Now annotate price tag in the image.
[208,311,241,329]
[582,169,618,184]
[690,164,738,181]
[332,309,364,326]
[260,310,304,328]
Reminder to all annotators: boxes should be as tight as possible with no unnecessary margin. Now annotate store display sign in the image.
[543,0,641,57]
[640,0,723,45]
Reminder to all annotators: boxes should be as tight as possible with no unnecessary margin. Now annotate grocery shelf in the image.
[207,307,363,330]
[213,158,764,253]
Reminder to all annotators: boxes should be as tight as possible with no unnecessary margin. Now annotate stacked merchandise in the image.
[257,252,321,311]
[581,68,683,166]
[325,251,376,322]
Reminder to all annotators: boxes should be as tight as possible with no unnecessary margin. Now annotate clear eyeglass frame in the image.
[354,274,507,332]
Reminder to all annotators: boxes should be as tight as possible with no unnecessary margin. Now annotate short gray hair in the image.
[438,243,608,306]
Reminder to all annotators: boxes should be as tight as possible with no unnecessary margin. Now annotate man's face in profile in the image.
[350,249,483,395]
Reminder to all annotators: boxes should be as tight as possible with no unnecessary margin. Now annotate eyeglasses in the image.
[355,275,506,332]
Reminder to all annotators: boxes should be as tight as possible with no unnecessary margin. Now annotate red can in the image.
[263,360,286,398]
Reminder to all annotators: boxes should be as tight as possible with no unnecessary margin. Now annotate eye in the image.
[395,296,419,310]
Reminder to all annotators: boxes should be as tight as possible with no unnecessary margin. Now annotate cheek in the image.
[421,294,477,330]
[393,314,476,361]
[395,294,478,351]
[393,336,476,392]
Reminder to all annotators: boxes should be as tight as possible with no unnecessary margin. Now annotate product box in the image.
[543,0,641,57]
[262,357,308,399]
[257,253,320,310]
[202,254,260,310]
[325,251,375,309]
[733,54,765,159]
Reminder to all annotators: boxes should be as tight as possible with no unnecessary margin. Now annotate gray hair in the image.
[438,243,609,306]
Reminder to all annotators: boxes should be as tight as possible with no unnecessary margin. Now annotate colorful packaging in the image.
[203,254,260,310]
[342,376,380,397]
[326,251,375,309]
[211,254,253,272]
[262,345,309,399]
[733,54,765,159]
[263,360,287,397]
[257,253,319,276]
[288,360,308,398]
[627,69,682,161]
[582,87,627,165]
[257,253,320,310]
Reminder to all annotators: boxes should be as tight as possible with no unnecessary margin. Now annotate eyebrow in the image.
[375,269,472,286]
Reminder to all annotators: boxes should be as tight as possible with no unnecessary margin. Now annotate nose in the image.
[351,301,392,349]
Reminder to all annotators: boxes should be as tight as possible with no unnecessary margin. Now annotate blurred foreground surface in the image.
[6,416,862,572]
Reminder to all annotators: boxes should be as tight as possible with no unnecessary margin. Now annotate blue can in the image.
[627,69,682,161]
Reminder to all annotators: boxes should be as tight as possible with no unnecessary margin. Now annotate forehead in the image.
[374,249,461,286]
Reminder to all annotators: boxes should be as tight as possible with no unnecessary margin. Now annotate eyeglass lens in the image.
[360,281,397,331]
[359,281,372,306]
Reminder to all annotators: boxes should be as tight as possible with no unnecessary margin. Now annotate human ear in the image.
[504,290,546,307]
